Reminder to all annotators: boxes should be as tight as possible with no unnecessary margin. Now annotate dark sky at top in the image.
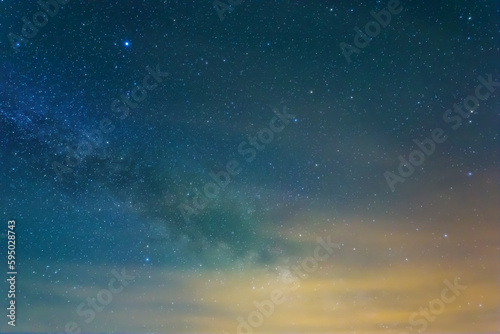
[0,1,498,333]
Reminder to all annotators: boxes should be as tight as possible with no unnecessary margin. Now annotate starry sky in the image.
[0,1,499,333]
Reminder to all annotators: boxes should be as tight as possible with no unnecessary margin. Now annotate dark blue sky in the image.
[0,1,498,333]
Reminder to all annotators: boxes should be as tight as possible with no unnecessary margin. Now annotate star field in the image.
[0,1,499,333]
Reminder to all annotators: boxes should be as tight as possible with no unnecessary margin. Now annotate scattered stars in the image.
[0,2,496,333]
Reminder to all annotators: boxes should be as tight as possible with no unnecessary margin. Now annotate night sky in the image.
[0,1,499,333]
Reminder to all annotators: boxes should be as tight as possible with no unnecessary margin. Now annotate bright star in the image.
[124,41,130,47]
